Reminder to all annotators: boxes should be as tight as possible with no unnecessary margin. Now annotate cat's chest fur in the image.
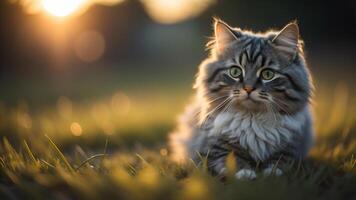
[209,110,307,161]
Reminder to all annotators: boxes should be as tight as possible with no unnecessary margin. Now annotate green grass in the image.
[0,81,356,200]
[0,132,355,200]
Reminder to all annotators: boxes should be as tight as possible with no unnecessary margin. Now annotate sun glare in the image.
[141,0,216,24]
[16,0,214,23]
[42,0,85,17]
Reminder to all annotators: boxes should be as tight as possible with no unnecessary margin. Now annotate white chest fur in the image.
[210,109,308,161]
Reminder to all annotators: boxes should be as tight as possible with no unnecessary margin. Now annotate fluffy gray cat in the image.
[169,19,314,179]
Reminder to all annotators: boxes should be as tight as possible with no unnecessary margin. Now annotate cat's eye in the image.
[229,66,242,78]
[260,69,275,80]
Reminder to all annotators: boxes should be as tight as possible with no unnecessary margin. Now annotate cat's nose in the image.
[243,85,255,94]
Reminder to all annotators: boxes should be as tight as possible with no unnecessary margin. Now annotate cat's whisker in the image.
[200,97,232,126]
[258,95,269,100]
[233,90,240,95]
[219,98,233,115]
[206,95,230,104]
[274,101,292,116]
[223,98,235,114]
[271,99,292,116]
[192,95,230,120]
[203,97,231,119]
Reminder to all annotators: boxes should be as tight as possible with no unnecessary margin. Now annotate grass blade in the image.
[103,138,109,155]
[45,134,75,173]
[136,153,149,166]
[0,157,5,168]
[23,140,37,164]
[40,159,55,169]
[75,154,105,171]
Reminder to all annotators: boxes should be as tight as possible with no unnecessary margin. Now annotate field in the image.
[0,70,356,200]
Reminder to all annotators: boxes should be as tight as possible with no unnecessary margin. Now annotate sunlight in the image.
[141,0,216,24]
[13,0,214,23]
[42,0,85,17]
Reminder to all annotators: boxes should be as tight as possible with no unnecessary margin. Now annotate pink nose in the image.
[244,86,254,93]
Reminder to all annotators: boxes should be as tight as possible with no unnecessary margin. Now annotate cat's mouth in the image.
[238,96,266,110]
[241,98,258,106]
[231,91,268,111]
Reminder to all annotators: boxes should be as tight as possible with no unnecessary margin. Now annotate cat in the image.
[169,18,314,180]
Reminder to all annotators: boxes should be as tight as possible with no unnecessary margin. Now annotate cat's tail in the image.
[168,126,190,163]
[168,101,200,163]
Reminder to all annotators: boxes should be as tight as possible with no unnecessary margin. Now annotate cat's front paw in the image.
[218,167,227,176]
[262,167,283,177]
[235,169,257,180]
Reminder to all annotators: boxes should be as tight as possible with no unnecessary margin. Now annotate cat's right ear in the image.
[271,22,300,61]
[214,19,239,54]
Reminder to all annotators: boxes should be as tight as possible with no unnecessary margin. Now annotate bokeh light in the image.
[42,0,85,17]
[17,113,32,129]
[16,101,32,130]
[12,0,126,17]
[111,92,131,116]
[159,148,168,156]
[141,0,216,24]
[137,166,159,188]
[70,122,83,136]
[12,0,215,24]
[74,30,106,63]
[182,178,209,200]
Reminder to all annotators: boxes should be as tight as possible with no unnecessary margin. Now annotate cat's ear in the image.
[214,19,239,53]
[271,22,299,60]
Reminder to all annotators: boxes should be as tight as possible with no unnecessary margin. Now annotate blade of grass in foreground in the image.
[45,134,75,173]
[40,159,55,169]
[23,140,37,164]
[75,154,105,171]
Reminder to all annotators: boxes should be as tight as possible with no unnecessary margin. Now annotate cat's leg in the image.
[262,115,314,177]
[206,144,230,177]
[229,143,258,180]
[235,169,257,180]
[208,153,258,180]
[261,158,285,177]
[262,165,283,176]
[261,152,297,177]
[234,156,257,180]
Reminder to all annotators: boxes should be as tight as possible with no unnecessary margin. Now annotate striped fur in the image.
[169,19,314,179]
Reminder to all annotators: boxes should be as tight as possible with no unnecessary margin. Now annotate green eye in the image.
[229,66,242,78]
[261,69,275,80]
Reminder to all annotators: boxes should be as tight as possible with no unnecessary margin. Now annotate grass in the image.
[0,81,355,200]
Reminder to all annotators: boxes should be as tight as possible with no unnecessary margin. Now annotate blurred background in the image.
[0,0,355,150]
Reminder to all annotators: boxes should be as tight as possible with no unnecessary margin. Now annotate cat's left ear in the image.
[271,22,300,60]
[214,19,239,53]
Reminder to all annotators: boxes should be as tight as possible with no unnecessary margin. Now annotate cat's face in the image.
[210,52,293,112]
[197,20,312,115]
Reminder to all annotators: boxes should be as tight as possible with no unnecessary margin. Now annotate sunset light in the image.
[42,0,85,17]
[2,0,356,199]
[142,0,216,24]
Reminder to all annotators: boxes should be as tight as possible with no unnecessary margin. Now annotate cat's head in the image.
[196,19,313,117]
